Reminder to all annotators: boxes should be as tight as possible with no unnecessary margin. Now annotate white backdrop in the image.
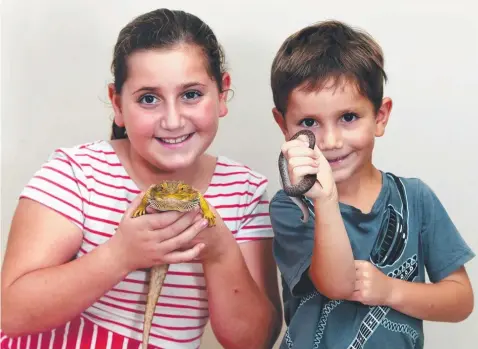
[1,0,477,348]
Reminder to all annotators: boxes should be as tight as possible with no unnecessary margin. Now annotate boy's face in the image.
[273,77,392,184]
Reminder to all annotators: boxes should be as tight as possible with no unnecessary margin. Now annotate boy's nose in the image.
[319,128,343,150]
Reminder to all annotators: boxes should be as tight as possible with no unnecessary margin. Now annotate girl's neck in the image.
[112,139,216,194]
[336,163,382,214]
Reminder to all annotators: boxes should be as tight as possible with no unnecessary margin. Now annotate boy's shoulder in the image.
[384,171,443,207]
[384,171,426,190]
[270,189,307,226]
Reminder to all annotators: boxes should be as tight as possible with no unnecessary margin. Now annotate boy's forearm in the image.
[1,237,130,336]
[386,276,474,322]
[309,198,355,299]
[203,238,281,349]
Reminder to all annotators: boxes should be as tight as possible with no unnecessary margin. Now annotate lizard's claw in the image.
[132,208,146,218]
[203,211,216,227]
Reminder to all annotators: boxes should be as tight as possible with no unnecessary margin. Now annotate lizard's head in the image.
[147,181,200,212]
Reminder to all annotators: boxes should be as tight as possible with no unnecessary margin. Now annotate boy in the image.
[269,20,475,349]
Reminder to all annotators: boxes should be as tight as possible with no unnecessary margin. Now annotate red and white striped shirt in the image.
[0,140,274,349]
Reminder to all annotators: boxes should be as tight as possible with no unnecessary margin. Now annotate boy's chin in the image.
[332,160,376,184]
[331,167,354,183]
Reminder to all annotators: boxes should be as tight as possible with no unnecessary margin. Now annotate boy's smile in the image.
[273,77,392,185]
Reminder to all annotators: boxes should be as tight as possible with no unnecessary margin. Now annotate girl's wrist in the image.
[103,233,135,276]
[202,230,237,267]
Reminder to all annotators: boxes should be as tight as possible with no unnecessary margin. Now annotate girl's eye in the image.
[341,113,358,123]
[139,94,158,105]
[183,90,202,100]
[299,118,318,128]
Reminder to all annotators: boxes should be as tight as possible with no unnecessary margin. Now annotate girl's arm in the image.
[1,196,206,336]
[203,236,283,349]
[1,199,131,336]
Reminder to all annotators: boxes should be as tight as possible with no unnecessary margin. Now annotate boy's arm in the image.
[416,180,475,321]
[386,266,474,322]
[349,260,474,322]
[270,191,354,300]
[349,179,475,322]
[309,198,355,299]
[279,135,355,299]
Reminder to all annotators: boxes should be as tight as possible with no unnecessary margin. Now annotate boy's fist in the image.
[281,133,337,201]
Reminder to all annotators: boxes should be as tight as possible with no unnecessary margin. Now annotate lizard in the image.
[278,129,319,223]
[131,180,216,349]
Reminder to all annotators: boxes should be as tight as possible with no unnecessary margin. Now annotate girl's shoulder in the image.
[48,140,118,164]
[45,140,126,176]
[213,155,269,187]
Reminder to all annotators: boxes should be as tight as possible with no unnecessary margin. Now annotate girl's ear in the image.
[108,83,124,126]
[218,72,231,118]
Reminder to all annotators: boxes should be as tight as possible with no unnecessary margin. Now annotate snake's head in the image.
[146,181,200,212]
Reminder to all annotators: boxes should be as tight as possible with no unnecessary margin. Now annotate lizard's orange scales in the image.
[131,181,216,348]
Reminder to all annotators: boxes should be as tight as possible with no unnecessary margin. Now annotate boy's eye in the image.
[341,113,358,123]
[182,90,202,100]
[299,118,318,128]
[139,94,158,104]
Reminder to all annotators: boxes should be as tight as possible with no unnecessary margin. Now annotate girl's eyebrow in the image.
[133,82,206,94]
[133,86,157,94]
[181,82,206,89]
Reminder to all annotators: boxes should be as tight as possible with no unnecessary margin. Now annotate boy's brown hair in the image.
[270,20,387,115]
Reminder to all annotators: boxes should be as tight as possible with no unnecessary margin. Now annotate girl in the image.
[1,8,282,349]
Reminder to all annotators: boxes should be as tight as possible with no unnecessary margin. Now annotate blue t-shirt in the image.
[270,171,475,349]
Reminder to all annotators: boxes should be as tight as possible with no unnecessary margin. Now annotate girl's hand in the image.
[281,133,337,202]
[182,204,235,265]
[109,192,209,272]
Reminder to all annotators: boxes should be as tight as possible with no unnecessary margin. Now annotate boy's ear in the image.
[108,83,124,127]
[272,107,290,139]
[375,97,393,137]
[219,72,231,118]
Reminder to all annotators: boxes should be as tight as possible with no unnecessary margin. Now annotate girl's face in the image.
[110,44,230,172]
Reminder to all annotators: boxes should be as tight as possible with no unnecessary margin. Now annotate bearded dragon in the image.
[131,181,216,349]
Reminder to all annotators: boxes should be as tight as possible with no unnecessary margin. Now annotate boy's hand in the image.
[347,260,394,306]
[281,133,337,201]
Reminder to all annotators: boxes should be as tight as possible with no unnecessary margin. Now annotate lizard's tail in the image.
[142,264,169,349]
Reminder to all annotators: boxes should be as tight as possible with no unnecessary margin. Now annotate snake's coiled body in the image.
[278,129,317,222]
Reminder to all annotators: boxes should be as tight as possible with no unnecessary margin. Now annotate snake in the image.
[278,129,319,223]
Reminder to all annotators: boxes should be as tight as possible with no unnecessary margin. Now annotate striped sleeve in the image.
[235,177,274,242]
[19,148,87,230]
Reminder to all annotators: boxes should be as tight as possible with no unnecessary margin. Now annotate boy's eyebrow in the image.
[295,107,362,119]
[335,107,362,115]
[133,82,207,94]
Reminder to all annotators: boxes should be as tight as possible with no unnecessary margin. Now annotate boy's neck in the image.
[336,164,382,214]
